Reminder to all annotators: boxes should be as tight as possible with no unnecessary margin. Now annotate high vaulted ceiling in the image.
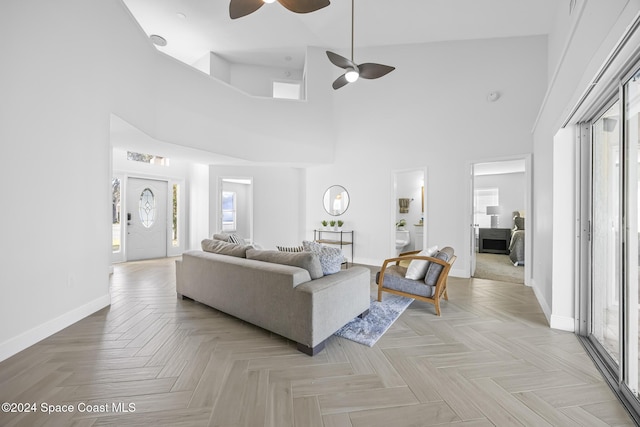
[123,0,561,69]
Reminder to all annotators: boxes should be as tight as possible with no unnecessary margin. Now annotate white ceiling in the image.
[122,0,561,69]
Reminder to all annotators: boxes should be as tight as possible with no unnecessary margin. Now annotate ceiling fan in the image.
[229,0,330,20]
[326,0,395,90]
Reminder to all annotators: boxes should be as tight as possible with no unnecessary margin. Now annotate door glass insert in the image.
[139,188,156,228]
[592,100,621,364]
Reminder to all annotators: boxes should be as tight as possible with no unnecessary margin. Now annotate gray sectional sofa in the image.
[175,241,371,355]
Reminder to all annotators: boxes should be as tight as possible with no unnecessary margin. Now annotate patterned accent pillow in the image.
[276,245,304,253]
[302,240,344,275]
[228,233,242,244]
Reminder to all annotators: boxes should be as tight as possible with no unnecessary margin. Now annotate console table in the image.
[314,229,354,267]
[478,228,511,254]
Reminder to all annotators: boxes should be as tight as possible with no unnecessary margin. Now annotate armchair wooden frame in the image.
[377,250,457,316]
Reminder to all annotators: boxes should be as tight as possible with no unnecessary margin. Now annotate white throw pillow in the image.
[404,246,438,280]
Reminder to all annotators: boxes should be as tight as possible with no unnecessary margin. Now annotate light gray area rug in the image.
[334,294,413,347]
[474,252,524,284]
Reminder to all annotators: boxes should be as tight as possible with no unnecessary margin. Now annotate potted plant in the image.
[329,220,337,230]
[321,220,328,230]
[396,219,407,230]
[337,220,344,230]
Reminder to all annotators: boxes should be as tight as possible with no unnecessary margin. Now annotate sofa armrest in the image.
[291,266,371,347]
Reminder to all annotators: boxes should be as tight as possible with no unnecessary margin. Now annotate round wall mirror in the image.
[323,185,350,216]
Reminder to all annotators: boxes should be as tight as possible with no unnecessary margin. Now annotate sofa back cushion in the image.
[246,249,323,280]
[201,239,251,258]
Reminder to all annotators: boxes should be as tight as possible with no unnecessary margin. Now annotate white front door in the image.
[126,177,167,261]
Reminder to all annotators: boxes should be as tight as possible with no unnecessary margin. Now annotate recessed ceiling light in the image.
[150,34,167,47]
[284,56,292,62]
[177,12,186,19]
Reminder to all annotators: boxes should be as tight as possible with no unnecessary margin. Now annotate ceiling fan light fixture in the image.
[345,68,359,82]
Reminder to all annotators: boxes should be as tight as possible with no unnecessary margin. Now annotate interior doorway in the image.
[218,177,253,244]
[392,168,426,257]
[469,156,531,285]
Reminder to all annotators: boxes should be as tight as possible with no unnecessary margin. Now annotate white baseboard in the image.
[0,294,111,363]
[450,267,469,278]
[530,278,552,324]
[550,314,575,332]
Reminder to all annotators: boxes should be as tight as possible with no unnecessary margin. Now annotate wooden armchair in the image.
[377,247,456,316]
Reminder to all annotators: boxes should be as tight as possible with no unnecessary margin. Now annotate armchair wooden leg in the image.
[443,289,448,300]
[377,288,383,302]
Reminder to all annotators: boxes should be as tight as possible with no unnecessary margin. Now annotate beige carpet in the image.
[474,252,524,284]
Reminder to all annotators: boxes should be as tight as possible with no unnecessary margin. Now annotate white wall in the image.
[533,0,639,328]
[307,36,546,270]
[188,164,210,251]
[475,172,525,229]
[210,165,306,250]
[0,0,332,361]
[230,64,304,98]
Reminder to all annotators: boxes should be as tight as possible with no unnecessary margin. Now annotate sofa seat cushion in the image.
[246,249,324,280]
[378,265,435,298]
[201,239,251,258]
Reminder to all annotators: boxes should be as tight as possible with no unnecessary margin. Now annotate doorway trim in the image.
[391,167,428,258]
[216,176,254,245]
[466,153,532,285]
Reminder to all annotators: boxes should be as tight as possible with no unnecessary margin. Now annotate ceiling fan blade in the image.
[229,0,264,19]
[332,74,350,90]
[358,63,395,79]
[326,51,356,70]
[278,0,330,14]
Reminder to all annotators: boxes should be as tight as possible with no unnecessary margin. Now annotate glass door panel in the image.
[625,70,640,396]
[592,100,621,364]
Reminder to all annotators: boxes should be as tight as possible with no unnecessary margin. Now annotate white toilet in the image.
[395,230,411,253]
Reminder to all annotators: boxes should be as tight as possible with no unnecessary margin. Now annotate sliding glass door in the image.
[584,66,640,417]
[624,69,640,398]
[591,101,621,366]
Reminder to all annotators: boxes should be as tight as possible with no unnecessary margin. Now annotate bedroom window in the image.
[221,191,236,232]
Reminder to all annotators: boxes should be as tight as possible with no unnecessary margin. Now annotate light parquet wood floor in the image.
[0,258,634,426]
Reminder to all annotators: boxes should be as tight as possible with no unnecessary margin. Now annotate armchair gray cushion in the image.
[424,246,455,286]
[378,265,435,298]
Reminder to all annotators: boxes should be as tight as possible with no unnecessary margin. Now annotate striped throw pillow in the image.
[276,245,304,253]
